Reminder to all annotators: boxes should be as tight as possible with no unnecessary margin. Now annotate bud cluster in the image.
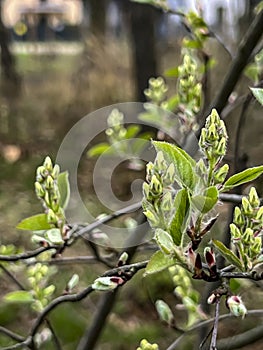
[198,109,228,186]
[142,151,175,229]
[105,108,127,146]
[170,265,204,326]
[144,77,168,107]
[230,187,263,270]
[136,339,159,350]
[27,262,56,312]
[178,54,201,116]
[35,156,65,231]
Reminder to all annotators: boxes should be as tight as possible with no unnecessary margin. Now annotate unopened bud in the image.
[256,206,263,221]
[45,175,54,190]
[35,182,45,198]
[226,295,247,319]
[161,191,173,212]
[164,163,175,185]
[155,300,174,326]
[243,228,254,245]
[43,156,53,172]
[230,223,241,240]
[248,187,260,208]
[150,175,163,196]
[242,197,254,216]
[214,164,229,183]
[51,164,60,179]
[215,137,227,156]
[233,206,244,226]
[207,123,218,141]
[47,208,57,224]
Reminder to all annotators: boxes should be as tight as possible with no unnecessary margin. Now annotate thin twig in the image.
[210,299,220,350]
[0,327,25,343]
[45,319,62,350]
[0,264,25,290]
[166,309,263,350]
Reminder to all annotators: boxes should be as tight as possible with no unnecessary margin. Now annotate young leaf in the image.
[4,291,34,304]
[87,143,111,157]
[92,277,120,291]
[16,214,51,231]
[222,166,263,191]
[125,125,141,139]
[45,228,64,245]
[153,141,196,190]
[192,186,218,213]
[154,228,175,255]
[57,171,70,209]
[144,251,174,276]
[169,188,190,245]
[212,239,244,271]
[250,87,263,106]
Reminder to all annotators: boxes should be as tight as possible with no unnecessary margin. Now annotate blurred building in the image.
[2,0,83,41]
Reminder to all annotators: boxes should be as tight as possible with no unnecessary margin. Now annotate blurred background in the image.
[1,0,263,349]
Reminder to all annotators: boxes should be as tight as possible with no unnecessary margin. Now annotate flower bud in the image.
[47,208,57,225]
[214,164,229,183]
[243,228,254,245]
[149,175,163,196]
[256,206,263,221]
[51,164,60,179]
[233,207,244,226]
[164,163,175,185]
[43,156,53,172]
[207,123,218,141]
[248,187,260,208]
[142,182,150,199]
[242,197,254,216]
[161,191,173,212]
[215,137,227,156]
[251,236,262,256]
[226,295,247,319]
[155,300,174,326]
[45,175,54,190]
[230,223,241,241]
[35,182,45,198]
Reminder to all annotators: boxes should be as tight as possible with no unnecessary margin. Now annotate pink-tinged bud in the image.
[226,296,247,319]
[187,247,196,268]
[207,293,217,304]
[205,247,216,267]
[110,277,125,285]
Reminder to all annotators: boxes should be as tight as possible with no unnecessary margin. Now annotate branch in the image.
[0,264,25,290]
[166,309,263,350]
[0,327,25,343]
[210,299,220,349]
[217,324,263,349]
[208,8,263,114]
[29,259,147,339]
[76,214,148,350]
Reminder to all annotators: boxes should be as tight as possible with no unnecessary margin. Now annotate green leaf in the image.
[125,125,141,139]
[169,188,190,245]
[144,250,174,276]
[250,87,263,106]
[212,239,244,271]
[16,213,51,231]
[192,186,218,213]
[164,67,179,78]
[57,171,70,209]
[87,143,111,157]
[183,38,202,49]
[153,141,196,190]
[4,291,34,304]
[155,228,175,254]
[45,228,64,245]
[222,166,263,191]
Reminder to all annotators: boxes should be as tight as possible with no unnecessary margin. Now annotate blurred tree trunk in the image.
[127,2,159,102]
[0,0,21,97]
[87,0,107,38]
